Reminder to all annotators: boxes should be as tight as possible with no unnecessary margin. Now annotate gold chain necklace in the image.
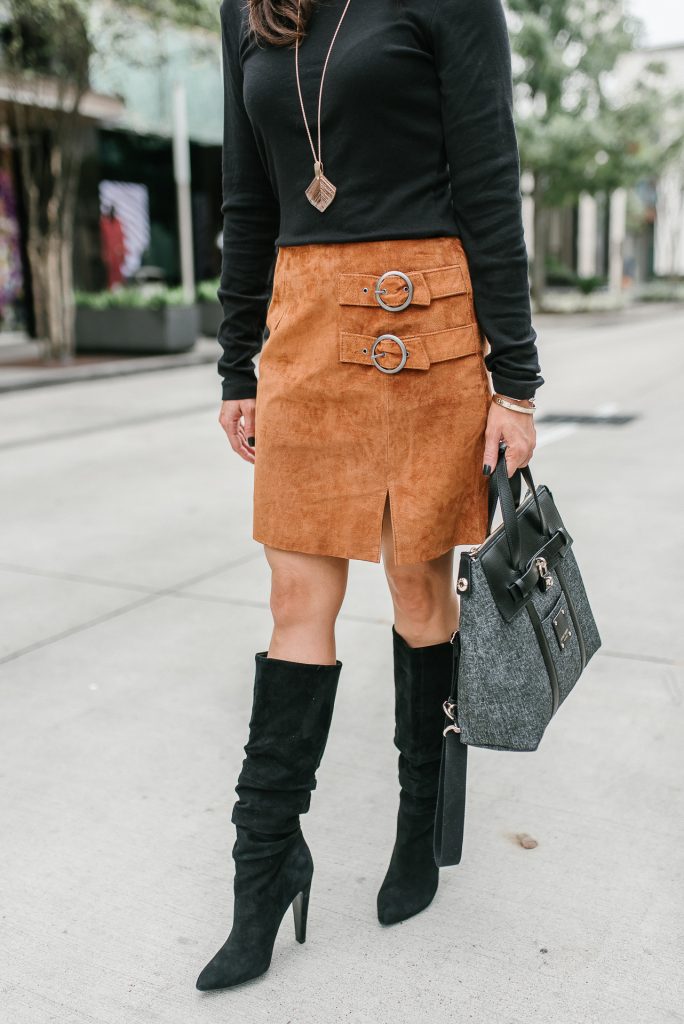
[295,0,353,212]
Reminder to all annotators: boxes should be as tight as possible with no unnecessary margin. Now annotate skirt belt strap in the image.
[337,263,469,309]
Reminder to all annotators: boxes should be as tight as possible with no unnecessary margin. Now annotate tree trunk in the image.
[58,124,84,360]
[5,0,91,359]
[26,237,48,347]
[532,173,548,309]
[60,230,76,358]
[45,234,65,359]
[10,99,85,362]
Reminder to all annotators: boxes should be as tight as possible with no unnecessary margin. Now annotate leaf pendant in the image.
[305,167,336,212]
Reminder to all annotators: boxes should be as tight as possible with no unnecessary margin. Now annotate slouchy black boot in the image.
[377,625,455,925]
[196,651,342,991]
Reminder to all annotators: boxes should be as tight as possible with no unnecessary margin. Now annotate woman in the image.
[197,0,542,991]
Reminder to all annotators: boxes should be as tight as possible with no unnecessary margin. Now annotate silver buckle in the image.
[370,334,408,374]
[374,270,413,312]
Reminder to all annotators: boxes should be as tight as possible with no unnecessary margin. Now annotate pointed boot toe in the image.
[377,823,439,925]
[377,869,439,925]
[195,953,233,991]
[195,940,270,991]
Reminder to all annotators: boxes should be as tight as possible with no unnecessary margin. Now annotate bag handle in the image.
[486,444,548,569]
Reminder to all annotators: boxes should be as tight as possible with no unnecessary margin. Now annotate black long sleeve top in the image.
[217,0,543,401]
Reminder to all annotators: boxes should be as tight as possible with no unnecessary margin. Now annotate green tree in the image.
[507,0,679,302]
[0,0,218,360]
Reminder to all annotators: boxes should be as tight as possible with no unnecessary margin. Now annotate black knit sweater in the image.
[217,0,543,401]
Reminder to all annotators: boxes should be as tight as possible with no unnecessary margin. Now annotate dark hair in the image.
[246,0,403,48]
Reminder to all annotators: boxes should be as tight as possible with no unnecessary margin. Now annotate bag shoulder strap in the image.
[433,632,468,867]
[433,722,467,867]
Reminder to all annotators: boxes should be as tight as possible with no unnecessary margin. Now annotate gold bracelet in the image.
[493,392,536,408]
[492,394,535,415]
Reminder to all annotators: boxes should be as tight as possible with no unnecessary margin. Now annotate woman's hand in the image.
[219,399,256,464]
[482,398,536,478]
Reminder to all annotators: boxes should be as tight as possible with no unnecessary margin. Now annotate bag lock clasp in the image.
[442,699,461,736]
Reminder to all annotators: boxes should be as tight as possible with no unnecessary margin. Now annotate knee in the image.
[385,566,441,628]
[269,566,344,631]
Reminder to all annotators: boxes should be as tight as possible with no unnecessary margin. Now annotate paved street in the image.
[1,304,682,1024]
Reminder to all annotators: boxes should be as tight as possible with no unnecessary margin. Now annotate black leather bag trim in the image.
[526,602,560,715]
[479,486,574,623]
[507,527,573,605]
[555,562,586,672]
[433,711,467,866]
[433,632,467,867]
[457,549,473,593]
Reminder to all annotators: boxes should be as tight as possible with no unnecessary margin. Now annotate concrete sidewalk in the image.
[0,336,217,394]
[0,306,682,1023]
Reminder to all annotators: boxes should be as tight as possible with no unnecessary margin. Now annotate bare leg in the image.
[263,545,349,664]
[380,496,459,646]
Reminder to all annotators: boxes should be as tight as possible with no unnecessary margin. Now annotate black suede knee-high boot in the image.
[377,625,454,926]
[196,651,342,991]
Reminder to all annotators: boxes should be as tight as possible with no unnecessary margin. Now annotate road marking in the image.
[535,402,629,450]
[535,423,578,449]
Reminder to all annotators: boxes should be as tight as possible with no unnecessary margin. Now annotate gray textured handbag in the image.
[433,443,601,866]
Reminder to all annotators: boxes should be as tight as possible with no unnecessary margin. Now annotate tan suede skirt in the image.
[253,235,491,566]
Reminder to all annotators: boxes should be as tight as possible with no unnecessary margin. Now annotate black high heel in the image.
[196,832,314,990]
[292,880,311,944]
[196,653,341,991]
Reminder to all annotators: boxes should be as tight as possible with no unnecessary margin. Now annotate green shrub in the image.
[545,258,579,288]
[74,286,189,310]
[544,258,606,294]
[196,278,221,303]
[577,275,606,295]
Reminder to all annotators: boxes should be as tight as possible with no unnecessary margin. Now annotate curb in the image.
[0,346,217,395]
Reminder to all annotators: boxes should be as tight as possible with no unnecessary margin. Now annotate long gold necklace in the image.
[295,0,353,212]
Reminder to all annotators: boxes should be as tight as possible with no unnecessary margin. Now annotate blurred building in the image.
[0,71,126,332]
[0,1,224,335]
[3,7,682,339]
[523,42,684,292]
[84,3,224,290]
[616,42,684,280]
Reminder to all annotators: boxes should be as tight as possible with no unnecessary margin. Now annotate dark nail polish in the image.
[483,464,492,476]
[247,436,255,446]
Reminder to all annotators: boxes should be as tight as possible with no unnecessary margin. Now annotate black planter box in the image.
[76,304,199,355]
